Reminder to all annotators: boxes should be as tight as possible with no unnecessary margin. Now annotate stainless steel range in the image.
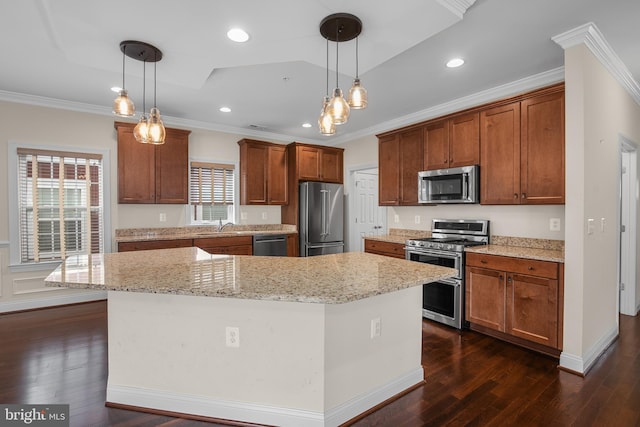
[405,219,490,329]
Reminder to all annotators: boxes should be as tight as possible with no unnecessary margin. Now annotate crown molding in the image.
[552,22,640,105]
[330,67,565,146]
[436,0,477,19]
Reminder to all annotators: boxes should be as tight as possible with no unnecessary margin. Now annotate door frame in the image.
[618,135,638,316]
[346,164,387,252]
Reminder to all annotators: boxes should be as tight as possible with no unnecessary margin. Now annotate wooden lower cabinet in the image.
[118,239,193,252]
[287,233,299,257]
[194,236,253,255]
[465,252,562,356]
[364,239,406,259]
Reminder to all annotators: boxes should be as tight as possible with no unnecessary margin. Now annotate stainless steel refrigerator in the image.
[299,182,344,257]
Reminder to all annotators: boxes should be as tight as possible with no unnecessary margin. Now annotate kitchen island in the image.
[45,248,455,427]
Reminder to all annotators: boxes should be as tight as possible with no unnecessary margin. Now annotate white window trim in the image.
[7,141,112,273]
[187,157,239,225]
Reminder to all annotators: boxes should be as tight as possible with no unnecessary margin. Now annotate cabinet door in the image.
[117,124,155,204]
[465,266,506,332]
[364,239,405,259]
[424,121,449,170]
[240,142,268,204]
[378,135,400,205]
[155,129,189,204]
[520,91,565,204]
[321,148,343,183]
[297,146,321,181]
[399,128,423,205]
[268,145,288,204]
[507,273,559,348]
[118,239,192,252]
[449,112,480,167]
[480,102,521,204]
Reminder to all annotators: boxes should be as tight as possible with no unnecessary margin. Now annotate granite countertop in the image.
[115,224,297,243]
[363,228,432,245]
[45,248,456,304]
[465,245,564,263]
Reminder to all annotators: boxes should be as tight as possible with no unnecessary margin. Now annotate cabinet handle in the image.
[480,259,488,264]
[507,276,512,282]
[499,275,504,280]
[513,193,519,199]
[444,159,448,163]
[528,266,534,271]
[449,158,454,163]
[522,193,527,199]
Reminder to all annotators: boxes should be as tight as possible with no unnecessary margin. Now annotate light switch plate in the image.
[587,218,595,235]
[549,218,561,231]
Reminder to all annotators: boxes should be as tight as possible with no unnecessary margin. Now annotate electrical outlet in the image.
[261,212,268,220]
[601,217,606,232]
[587,218,595,235]
[414,215,421,224]
[159,213,166,222]
[394,214,400,223]
[240,212,248,220]
[225,327,240,348]
[549,218,561,231]
[370,318,381,339]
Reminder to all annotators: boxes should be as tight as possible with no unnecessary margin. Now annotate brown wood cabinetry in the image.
[287,233,299,257]
[377,128,424,206]
[194,236,253,255]
[465,252,562,355]
[118,239,193,252]
[115,122,191,204]
[238,139,288,205]
[291,142,343,183]
[480,89,564,205]
[424,113,479,171]
[378,134,400,205]
[364,239,405,259]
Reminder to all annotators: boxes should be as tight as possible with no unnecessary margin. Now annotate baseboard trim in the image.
[0,291,107,314]
[559,323,619,375]
[107,367,424,427]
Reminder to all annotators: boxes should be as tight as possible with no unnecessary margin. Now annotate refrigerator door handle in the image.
[320,189,329,236]
[325,189,331,236]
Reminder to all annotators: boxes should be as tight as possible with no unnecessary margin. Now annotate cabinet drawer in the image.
[466,253,558,279]
[118,239,193,252]
[364,239,406,259]
[193,236,253,248]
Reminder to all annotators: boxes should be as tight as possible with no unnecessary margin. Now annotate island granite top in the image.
[45,248,456,304]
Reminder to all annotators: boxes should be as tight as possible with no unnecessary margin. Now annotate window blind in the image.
[17,148,104,263]
[190,162,235,221]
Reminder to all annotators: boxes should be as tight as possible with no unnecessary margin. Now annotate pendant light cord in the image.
[355,37,359,79]
[121,46,126,89]
[142,61,146,114]
[153,60,157,108]
[325,38,329,96]
[335,23,340,89]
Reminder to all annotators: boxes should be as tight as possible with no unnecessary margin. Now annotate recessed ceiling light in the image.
[227,28,249,43]
[111,86,122,93]
[219,107,231,113]
[446,58,465,68]
[302,123,312,128]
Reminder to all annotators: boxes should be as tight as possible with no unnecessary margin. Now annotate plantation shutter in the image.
[190,162,235,221]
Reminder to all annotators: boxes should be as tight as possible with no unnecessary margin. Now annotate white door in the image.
[620,146,638,316]
[352,170,387,251]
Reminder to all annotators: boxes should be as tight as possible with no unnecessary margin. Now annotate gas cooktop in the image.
[406,219,490,252]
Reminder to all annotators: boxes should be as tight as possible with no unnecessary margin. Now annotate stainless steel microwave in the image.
[418,165,479,204]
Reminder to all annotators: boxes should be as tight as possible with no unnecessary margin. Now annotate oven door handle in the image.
[404,248,462,260]
[435,278,461,286]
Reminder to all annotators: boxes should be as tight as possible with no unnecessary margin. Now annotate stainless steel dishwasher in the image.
[252,234,288,256]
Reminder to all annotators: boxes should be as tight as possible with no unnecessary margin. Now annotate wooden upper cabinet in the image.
[480,102,521,204]
[399,128,423,205]
[424,113,479,171]
[116,122,190,204]
[520,91,565,204]
[378,134,400,205]
[238,139,288,205]
[292,143,344,183]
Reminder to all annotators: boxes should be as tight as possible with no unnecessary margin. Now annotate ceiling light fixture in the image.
[318,13,365,133]
[117,41,166,144]
[227,28,249,43]
[446,58,465,68]
[318,37,335,136]
[219,106,231,113]
[112,43,135,116]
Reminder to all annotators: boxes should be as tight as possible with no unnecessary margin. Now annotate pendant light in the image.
[348,37,367,109]
[115,41,164,144]
[112,44,135,116]
[318,38,335,136]
[319,13,363,130]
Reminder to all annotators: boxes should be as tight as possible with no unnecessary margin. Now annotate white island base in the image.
[106,286,424,427]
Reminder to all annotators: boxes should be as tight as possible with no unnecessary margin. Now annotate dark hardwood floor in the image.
[0,301,638,427]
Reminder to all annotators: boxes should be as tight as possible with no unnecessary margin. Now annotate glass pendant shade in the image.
[113,90,135,116]
[318,96,335,135]
[348,78,367,109]
[326,88,350,125]
[146,107,166,144]
[133,115,149,143]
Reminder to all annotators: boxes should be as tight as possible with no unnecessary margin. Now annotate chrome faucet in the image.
[216,218,232,232]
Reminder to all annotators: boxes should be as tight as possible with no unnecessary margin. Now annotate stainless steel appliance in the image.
[418,165,479,204]
[253,234,287,256]
[405,219,489,329]
[299,182,344,256]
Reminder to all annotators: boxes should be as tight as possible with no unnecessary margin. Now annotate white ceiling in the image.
[1,0,639,145]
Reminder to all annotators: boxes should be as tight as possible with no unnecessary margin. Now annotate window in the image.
[189,162,235,224]
[16,148,104,264]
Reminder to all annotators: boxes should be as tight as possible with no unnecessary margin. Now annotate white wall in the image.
[0,101,286,309]
[562,43,640,373]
